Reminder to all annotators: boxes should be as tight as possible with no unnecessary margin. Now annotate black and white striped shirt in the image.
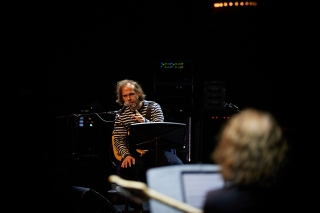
[113,100,164,159]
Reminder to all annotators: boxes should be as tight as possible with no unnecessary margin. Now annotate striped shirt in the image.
[113,100,164,159]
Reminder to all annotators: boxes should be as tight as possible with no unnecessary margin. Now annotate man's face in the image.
[121,83,139,108]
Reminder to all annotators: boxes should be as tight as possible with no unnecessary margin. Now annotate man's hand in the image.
[131,110,145,123]
[121,155,135,168]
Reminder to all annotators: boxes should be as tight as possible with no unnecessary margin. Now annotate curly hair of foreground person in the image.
[212,108,288,187]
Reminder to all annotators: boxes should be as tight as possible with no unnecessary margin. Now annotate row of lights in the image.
[212,116,230,119]
[213,1,257,7]
[160,62,185,69]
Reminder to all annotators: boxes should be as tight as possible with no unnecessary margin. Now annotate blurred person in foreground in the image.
[203,108,289,213]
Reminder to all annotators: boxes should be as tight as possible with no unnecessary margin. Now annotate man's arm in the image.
[113,119,131,160]
[114,116,136,168]
[146,102,164,122]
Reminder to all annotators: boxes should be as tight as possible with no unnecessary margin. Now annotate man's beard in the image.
[130,101,137,109]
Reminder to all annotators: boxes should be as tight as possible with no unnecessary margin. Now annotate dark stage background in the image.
[4,1,319,212]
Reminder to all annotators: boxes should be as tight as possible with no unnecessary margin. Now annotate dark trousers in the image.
[119,150,183,183]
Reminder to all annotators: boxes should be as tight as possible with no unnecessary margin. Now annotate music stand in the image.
[129,122,186,166]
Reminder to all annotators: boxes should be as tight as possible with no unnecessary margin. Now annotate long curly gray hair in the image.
[212,108,288,187]
[115,79,146,105]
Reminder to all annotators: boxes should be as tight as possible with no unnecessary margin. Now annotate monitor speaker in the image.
[55,186,117,213]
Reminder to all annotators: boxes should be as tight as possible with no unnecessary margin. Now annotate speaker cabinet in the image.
[54,186,117,213]
[199,109,237,163]
[55,105,102,165]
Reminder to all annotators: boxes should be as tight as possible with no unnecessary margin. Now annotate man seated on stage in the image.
[112,79,183,211]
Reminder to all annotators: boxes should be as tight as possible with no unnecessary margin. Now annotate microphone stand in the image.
[224,102,241,112]
[55,111,116,119]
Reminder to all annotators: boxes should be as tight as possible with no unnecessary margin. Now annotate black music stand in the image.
[128,122,186,166]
